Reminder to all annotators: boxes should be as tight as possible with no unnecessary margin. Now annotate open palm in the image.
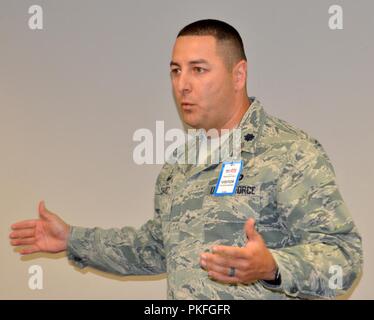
[9,201,70,255]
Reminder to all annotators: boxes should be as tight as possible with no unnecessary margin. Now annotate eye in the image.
[194,67,205,74]
[170,68,180,75]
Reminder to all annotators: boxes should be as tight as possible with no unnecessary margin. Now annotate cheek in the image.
[198,78,222,106]
[202,79,231,113]
[204,77,221,94]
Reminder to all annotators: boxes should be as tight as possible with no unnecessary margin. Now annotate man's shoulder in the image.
[155,163,175,187]
[262,111,308,142]
[259,110,332,167]
[261,111,322,149]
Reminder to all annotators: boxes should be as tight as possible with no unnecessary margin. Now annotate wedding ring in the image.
[228,267,236,277]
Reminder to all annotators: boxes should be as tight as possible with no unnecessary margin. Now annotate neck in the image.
[207,95,251,137]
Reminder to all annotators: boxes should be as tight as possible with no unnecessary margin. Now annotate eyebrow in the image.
[169,59,210,67]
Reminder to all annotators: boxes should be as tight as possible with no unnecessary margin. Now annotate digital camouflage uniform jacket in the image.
[67,97,363,299]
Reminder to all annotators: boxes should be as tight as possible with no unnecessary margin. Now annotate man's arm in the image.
[199,138,362,298]
[264,138,363,298]
[10,168,169,277]
[67,171,168,276]
[67,215,165,276]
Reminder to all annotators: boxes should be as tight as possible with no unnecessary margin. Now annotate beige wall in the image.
[0,0,373,299]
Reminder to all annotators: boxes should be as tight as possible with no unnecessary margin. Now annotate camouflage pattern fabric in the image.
[67,97,363,299]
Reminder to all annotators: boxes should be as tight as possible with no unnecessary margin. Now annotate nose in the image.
[176,71,192,95]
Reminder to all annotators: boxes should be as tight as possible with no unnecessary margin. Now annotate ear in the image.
[232,60,247,91]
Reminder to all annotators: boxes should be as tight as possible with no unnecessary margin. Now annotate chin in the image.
[183,119,201,129]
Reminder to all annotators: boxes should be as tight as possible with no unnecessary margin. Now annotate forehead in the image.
[171,35,220,62]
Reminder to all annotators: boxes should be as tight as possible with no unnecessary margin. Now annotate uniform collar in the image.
[175,97,266,178]
[238,96,266,153]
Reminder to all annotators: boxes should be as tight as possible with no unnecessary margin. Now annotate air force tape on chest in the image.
[213,160,243,196]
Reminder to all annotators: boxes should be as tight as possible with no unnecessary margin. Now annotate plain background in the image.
[0,0,373,299]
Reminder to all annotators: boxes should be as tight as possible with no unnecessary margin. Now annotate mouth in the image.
[181,102,195,110]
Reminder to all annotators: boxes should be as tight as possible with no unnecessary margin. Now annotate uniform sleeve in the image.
[262,139,363,299]
[66,172,167,276]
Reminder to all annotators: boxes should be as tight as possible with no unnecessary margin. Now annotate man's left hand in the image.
[200,218,277,284]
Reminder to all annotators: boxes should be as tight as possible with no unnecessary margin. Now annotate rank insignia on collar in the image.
[244,133,255,141]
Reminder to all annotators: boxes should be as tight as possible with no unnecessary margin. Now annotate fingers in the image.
[201,252,241,268]
[10,234,40,255]
[9,225,36,251]
[201,252,246,270]
[200,251,242,283]
[11,220,37,230]
[19,245,40,255]
[39,200,49,219]
[9,228,35,239]
[200,247,253,284]
[38,200,46,215]
[206,270,241,284]
[38,200,54,221]
[10,237,36,246]
[211,245,249,259]
[10,227,36,247]
[203,259,244,280]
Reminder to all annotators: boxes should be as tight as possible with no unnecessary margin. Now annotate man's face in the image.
[170,35,237,131]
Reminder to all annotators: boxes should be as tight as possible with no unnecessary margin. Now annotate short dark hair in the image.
[177,19,247,70]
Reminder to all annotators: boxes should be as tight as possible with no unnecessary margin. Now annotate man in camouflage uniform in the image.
[9,19,362,299]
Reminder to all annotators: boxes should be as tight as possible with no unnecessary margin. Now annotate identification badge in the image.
[213,161,243,196]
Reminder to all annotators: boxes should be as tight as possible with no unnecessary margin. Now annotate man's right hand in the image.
[9,201,71,255]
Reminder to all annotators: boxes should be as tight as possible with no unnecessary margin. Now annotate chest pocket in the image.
[203,181,259,247]
[201,162,279,248]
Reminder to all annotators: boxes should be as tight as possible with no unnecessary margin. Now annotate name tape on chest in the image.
[213,161,243,196]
